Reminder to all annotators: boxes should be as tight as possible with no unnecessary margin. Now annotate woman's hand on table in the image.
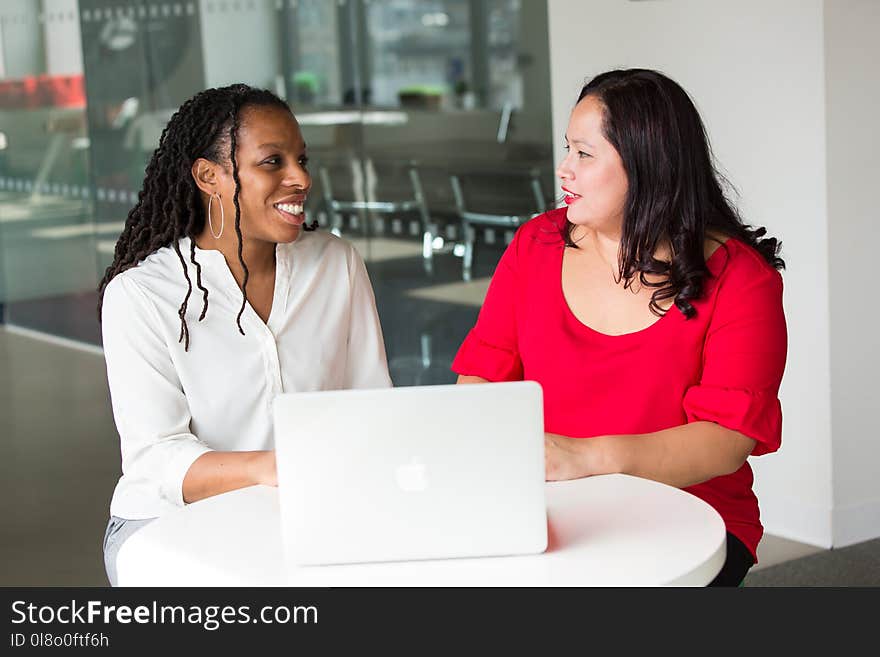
[544,423,758,487]
[183,450,278,503]
[545,433,610,481]
[254,450,278,487]
[545,433,587,481]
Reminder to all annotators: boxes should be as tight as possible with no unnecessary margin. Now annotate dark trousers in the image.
[708,532,755,586]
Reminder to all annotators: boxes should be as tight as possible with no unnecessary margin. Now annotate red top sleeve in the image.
[451,232,524,382]
[682,246,787,455]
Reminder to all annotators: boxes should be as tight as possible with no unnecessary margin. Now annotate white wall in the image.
[824,0,880,547]
[547,0,838,547]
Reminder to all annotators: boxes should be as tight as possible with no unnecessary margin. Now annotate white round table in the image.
[116,473,726,587]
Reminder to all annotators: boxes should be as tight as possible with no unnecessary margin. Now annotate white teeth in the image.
[275,202,304,215]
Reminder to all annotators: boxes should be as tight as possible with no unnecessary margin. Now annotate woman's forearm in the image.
[455,375,751,487]
[457,375,489,384]
[182,450,276,504]
[547,422,756,488]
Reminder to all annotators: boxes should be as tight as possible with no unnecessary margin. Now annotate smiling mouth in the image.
[562,189,581,204]
[274,201,304,215]
[273,200,306,227]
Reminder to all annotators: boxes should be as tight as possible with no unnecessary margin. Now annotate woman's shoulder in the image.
[284,228,359,262]
[706,236,783,297]
[507,207,566,257]
[281,229,365,281]
[291,227,354,253]
[103,241,191,312]
[519,207,567,240]
[102,267,158,322]
[117,240,189,280]
[708,236,780,274]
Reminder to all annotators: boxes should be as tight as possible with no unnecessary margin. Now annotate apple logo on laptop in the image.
[395,457,428,492]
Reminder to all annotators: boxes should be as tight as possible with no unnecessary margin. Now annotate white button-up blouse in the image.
[101,231,392,520]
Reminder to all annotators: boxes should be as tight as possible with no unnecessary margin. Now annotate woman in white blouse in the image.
[98,84,391,585]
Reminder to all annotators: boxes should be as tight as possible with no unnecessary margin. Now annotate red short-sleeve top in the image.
[452,208,788,559]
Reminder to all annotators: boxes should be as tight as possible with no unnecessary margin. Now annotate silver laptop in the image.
[272,381,547,566]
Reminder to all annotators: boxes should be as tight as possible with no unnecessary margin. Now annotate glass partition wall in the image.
[0,0,554,386]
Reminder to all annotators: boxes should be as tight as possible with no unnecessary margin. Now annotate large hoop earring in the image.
[207,192,224,239]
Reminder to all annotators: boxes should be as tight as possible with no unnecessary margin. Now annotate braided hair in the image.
[97,84,316,350]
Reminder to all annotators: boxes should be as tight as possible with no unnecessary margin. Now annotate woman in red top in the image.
[452,69,787,586]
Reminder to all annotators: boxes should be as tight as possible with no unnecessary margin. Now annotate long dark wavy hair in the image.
[97,84,316,349]
[564,69,784,318]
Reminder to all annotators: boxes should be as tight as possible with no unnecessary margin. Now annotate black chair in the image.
[449,167,548,281]
[318,156,437,274]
